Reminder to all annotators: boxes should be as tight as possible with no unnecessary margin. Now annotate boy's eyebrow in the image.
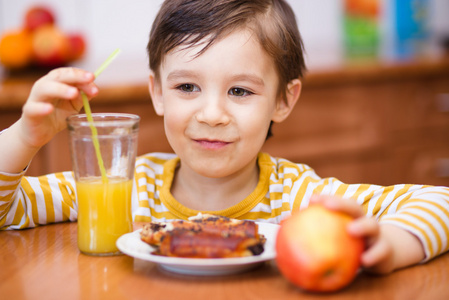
[166,70,199,82]
[229,74,265,87]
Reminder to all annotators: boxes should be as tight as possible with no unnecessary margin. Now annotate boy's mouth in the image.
[193,139,231,150]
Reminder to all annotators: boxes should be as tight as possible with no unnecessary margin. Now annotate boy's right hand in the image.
[19,67,99,149]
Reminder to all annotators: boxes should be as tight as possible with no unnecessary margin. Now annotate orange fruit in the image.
[0,30,33,69]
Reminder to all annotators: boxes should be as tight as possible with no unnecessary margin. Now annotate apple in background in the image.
[1,4,86,70]
[32,25,69,67]
[275,204,364,292]
[24,6,55,32]
[67,33,86,62]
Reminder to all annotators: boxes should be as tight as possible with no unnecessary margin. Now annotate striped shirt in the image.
[1,152,449,261]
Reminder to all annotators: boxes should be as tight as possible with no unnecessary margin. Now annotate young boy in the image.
[0,0,448,275]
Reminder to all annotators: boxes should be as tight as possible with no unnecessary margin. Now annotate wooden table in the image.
[1,222,448,300]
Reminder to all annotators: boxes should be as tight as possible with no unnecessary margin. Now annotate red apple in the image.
[67,33,86,62]
[24,6,56,32]
[32,25,69,67]
[275,204,364,292]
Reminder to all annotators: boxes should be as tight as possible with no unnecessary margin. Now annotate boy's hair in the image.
[147,0,306,138]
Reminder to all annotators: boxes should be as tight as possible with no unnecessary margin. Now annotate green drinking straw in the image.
[81,48,121,182]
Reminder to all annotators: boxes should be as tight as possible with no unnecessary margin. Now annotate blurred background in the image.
[1,0,448,83]
[0,0,448,186]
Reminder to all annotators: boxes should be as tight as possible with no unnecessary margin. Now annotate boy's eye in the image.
[229,87,252,97]
[177,84,199,93]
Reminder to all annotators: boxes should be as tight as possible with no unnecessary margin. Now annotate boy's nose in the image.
[195,96,230,126]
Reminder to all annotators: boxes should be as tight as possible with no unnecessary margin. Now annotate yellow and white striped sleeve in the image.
[374,185,449,261]
[0,170,77,230]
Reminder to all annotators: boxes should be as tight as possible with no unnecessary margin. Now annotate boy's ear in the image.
[148,71,164,116]
[272,78,301,123]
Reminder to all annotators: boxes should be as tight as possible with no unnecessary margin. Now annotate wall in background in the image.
[1,0,448,84]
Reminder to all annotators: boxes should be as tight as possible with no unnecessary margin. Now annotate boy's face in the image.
[149,29,295,178]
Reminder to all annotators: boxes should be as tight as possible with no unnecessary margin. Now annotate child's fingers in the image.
[346,218,396,273]
[347,216,379,237]
[30,80,79,102]
[310,194,364,218]
[46,68,99,98]
[23,101,54,118]
[360,238,393,272]
[30,67,97,100]
[46,67,95,85]
[76,83,99,98]
[30,79,98,104]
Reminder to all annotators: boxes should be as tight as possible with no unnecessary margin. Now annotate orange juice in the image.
[76,177,133,255]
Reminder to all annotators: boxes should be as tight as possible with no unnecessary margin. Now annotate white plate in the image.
[116,222,279,276]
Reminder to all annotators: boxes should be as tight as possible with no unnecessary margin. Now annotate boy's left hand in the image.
[310,195,425,274]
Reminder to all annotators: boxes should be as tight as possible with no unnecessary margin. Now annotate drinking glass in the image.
[67,113,140,256]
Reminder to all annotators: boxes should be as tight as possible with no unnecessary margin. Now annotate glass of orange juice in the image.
[67,113,140,256]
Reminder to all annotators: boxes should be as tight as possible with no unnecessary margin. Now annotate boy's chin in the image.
[179,154,258,179]
[189,163,237,179]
